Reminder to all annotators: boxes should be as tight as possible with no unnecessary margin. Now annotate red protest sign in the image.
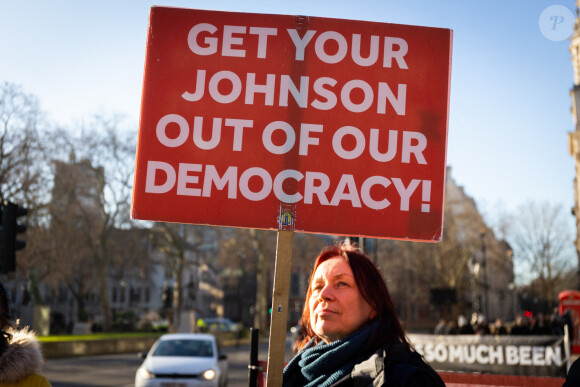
[131,7,452,242]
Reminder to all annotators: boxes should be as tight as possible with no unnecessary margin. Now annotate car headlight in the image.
[137,367,153,379]
[202,369,216,380]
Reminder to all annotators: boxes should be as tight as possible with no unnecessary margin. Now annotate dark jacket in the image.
[331,343,445,387]
[563,357,580,387]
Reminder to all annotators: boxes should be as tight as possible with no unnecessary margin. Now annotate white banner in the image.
[409,334,568,377]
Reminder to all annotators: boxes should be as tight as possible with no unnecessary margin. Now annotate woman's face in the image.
[309,256,376,343]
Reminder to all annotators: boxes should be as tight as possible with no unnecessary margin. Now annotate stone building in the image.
[443,167,516,324]
[41,158,224,332]
[375,168,516,331]
[568,1,580,288]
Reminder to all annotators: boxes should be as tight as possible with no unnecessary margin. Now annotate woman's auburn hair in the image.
[293,244,410,353]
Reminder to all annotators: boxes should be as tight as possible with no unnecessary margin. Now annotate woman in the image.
[283,244,444,387]
[0,281,52,387]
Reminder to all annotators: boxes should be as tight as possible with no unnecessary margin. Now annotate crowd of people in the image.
[433,309,574,337]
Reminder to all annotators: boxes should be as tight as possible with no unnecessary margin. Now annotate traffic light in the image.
[0,200,28,273]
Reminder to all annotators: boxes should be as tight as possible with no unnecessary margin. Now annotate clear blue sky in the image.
[0,0,576,227]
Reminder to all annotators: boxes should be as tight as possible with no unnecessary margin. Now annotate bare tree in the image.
[0,82,56,304]
[216,228,260,326]
[509,201,575,309]
[0,82,47,204]
[249,229,276,331]
[47,115,137,330]
[0,84,154,330]
[150,222,209,332]
[215,228,277,331]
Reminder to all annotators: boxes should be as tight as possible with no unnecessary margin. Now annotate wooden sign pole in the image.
[265,229,294,386]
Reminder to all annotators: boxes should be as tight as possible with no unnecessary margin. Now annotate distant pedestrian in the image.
[434,319,447,335]
[457,315,474,334]
[196,318,207,333]
[550,308,564,335]
[562,310,575,344]
[509,315,530,335]
[475,315,491,335]
[0,280,52,387]
[531,313,551,335]
[445,320,458,335]
[492,318,507,335]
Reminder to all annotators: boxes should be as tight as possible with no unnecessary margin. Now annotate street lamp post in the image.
[480,232,488,319]
[471,257,481,318]
[509,282,516,321]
